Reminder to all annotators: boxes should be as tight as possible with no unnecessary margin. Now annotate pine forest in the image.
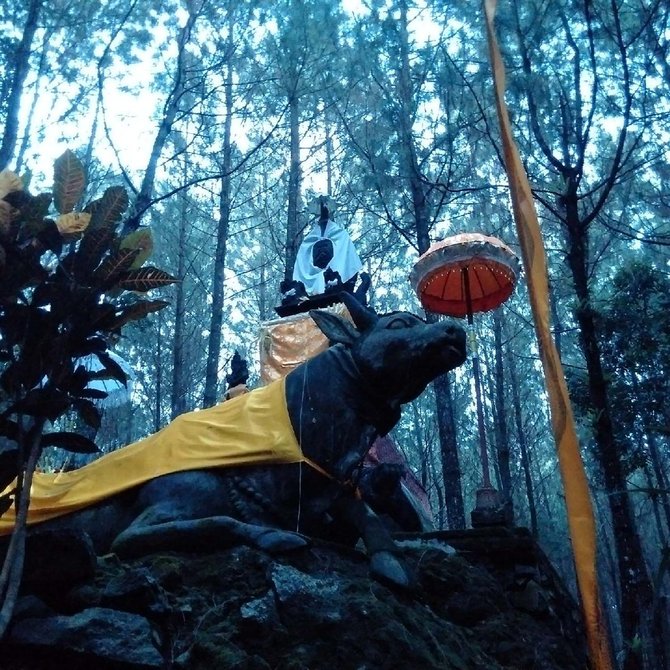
[0,1,669,669]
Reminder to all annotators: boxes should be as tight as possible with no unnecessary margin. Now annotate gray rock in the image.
[270,563,344,625]
[240,591,280,627]
[9,606,164,667]
[102,566,170,616]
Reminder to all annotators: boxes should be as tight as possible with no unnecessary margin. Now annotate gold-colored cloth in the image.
[259,304,349,384]
[484,2,612,667]
[0,378,303,534]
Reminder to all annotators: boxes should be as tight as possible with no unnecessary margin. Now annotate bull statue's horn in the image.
[340,291,378,332]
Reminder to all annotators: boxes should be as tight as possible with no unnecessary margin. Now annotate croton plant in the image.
[0,150,177,515]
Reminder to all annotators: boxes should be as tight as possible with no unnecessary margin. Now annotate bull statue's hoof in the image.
[111,516,310,559]
[244,526,311,554]
[370,551,413,589]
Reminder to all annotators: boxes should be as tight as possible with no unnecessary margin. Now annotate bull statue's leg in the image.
[333,495,413,589]
[111,503,309,559]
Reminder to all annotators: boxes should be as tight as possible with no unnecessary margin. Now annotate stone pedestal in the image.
[470,486,514,528]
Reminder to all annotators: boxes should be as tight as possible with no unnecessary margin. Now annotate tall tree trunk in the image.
[203,42,234,409]
[564,200,656,668]
[14,40,49,173]
[171,172,189,419]
[284,91,302,282]
[396,0,464,528]
[648,432,670,535]
[125,10,197,231]
[549,282,564,362]
[153,312,164,433]
[325,114,333,196]
[433,371,464,529]
[508,351,537,537]
[492,311,513,516]
[0,0,43,169]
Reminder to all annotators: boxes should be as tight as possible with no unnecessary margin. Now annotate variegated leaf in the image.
[40,432,99,454]
[76,226,115,278]
[108,299,170,330]
[119,228,153,269]
[85,185,129,229]
[17,193,53,240]
[118,267,178,292]
[53,150,86,214]
[94,247,140,287]
[56,212,91,236]
[0,201,15,236]
[0,169,22,200]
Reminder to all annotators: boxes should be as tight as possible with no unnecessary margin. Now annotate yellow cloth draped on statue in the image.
[0,378,303,535]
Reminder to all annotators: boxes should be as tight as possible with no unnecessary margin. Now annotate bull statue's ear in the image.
[340,291,378,331]
[310,310,360,346]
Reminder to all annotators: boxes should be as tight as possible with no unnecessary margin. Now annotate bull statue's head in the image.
[310,292,467,408]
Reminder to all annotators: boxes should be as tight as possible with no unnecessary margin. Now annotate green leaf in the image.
[40,432,99,454]
[11,388,71,422]
[0,418,19,441]
[94,247,141,288]
[0,492,13,517]
[85,186,128,229]
[75,225,115,279]
[117,267,177,292]
[31,280,64,308]
[86,304,117,331]
[36,219,63,255]
[0,447,18,491]
[53,150,86,214]
[0,364,22,395]
[108,299,170,331]
[0,303,32,346]
[2,191,31,210]
[18,193,52,238]
[69,336,108,358]
[94,351,128,384]
[72,398,102,431]
[77,388,109,400]
[119,228,153,269]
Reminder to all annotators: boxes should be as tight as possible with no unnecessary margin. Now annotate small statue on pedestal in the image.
[278,195,369,316]
[223,350,249,400]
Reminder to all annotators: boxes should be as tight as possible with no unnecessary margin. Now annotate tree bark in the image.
[125,10,197,231]
[648,432,670,535]
[395,0,464,528]
[203,34,234,409]
[170,165,189,419]
[492,311,513,512]
[564,197,656,668]
[508,351,537,537]
[284,90,302,282]
[153,311,163,433]
[0,0,44,169]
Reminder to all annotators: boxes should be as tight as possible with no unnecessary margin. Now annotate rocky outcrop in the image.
[1,527,587,670]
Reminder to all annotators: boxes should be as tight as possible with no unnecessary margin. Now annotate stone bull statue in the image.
[2,294,466,588]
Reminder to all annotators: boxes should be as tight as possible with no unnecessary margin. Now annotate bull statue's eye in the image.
[387,317,409,329]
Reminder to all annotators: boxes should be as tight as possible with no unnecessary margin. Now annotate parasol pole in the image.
[463,267,493,492]
[409,233,519,524]
[463,268,501,513]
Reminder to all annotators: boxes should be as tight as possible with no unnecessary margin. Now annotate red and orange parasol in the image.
[410,233,521,520]
[409,233,520,321]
